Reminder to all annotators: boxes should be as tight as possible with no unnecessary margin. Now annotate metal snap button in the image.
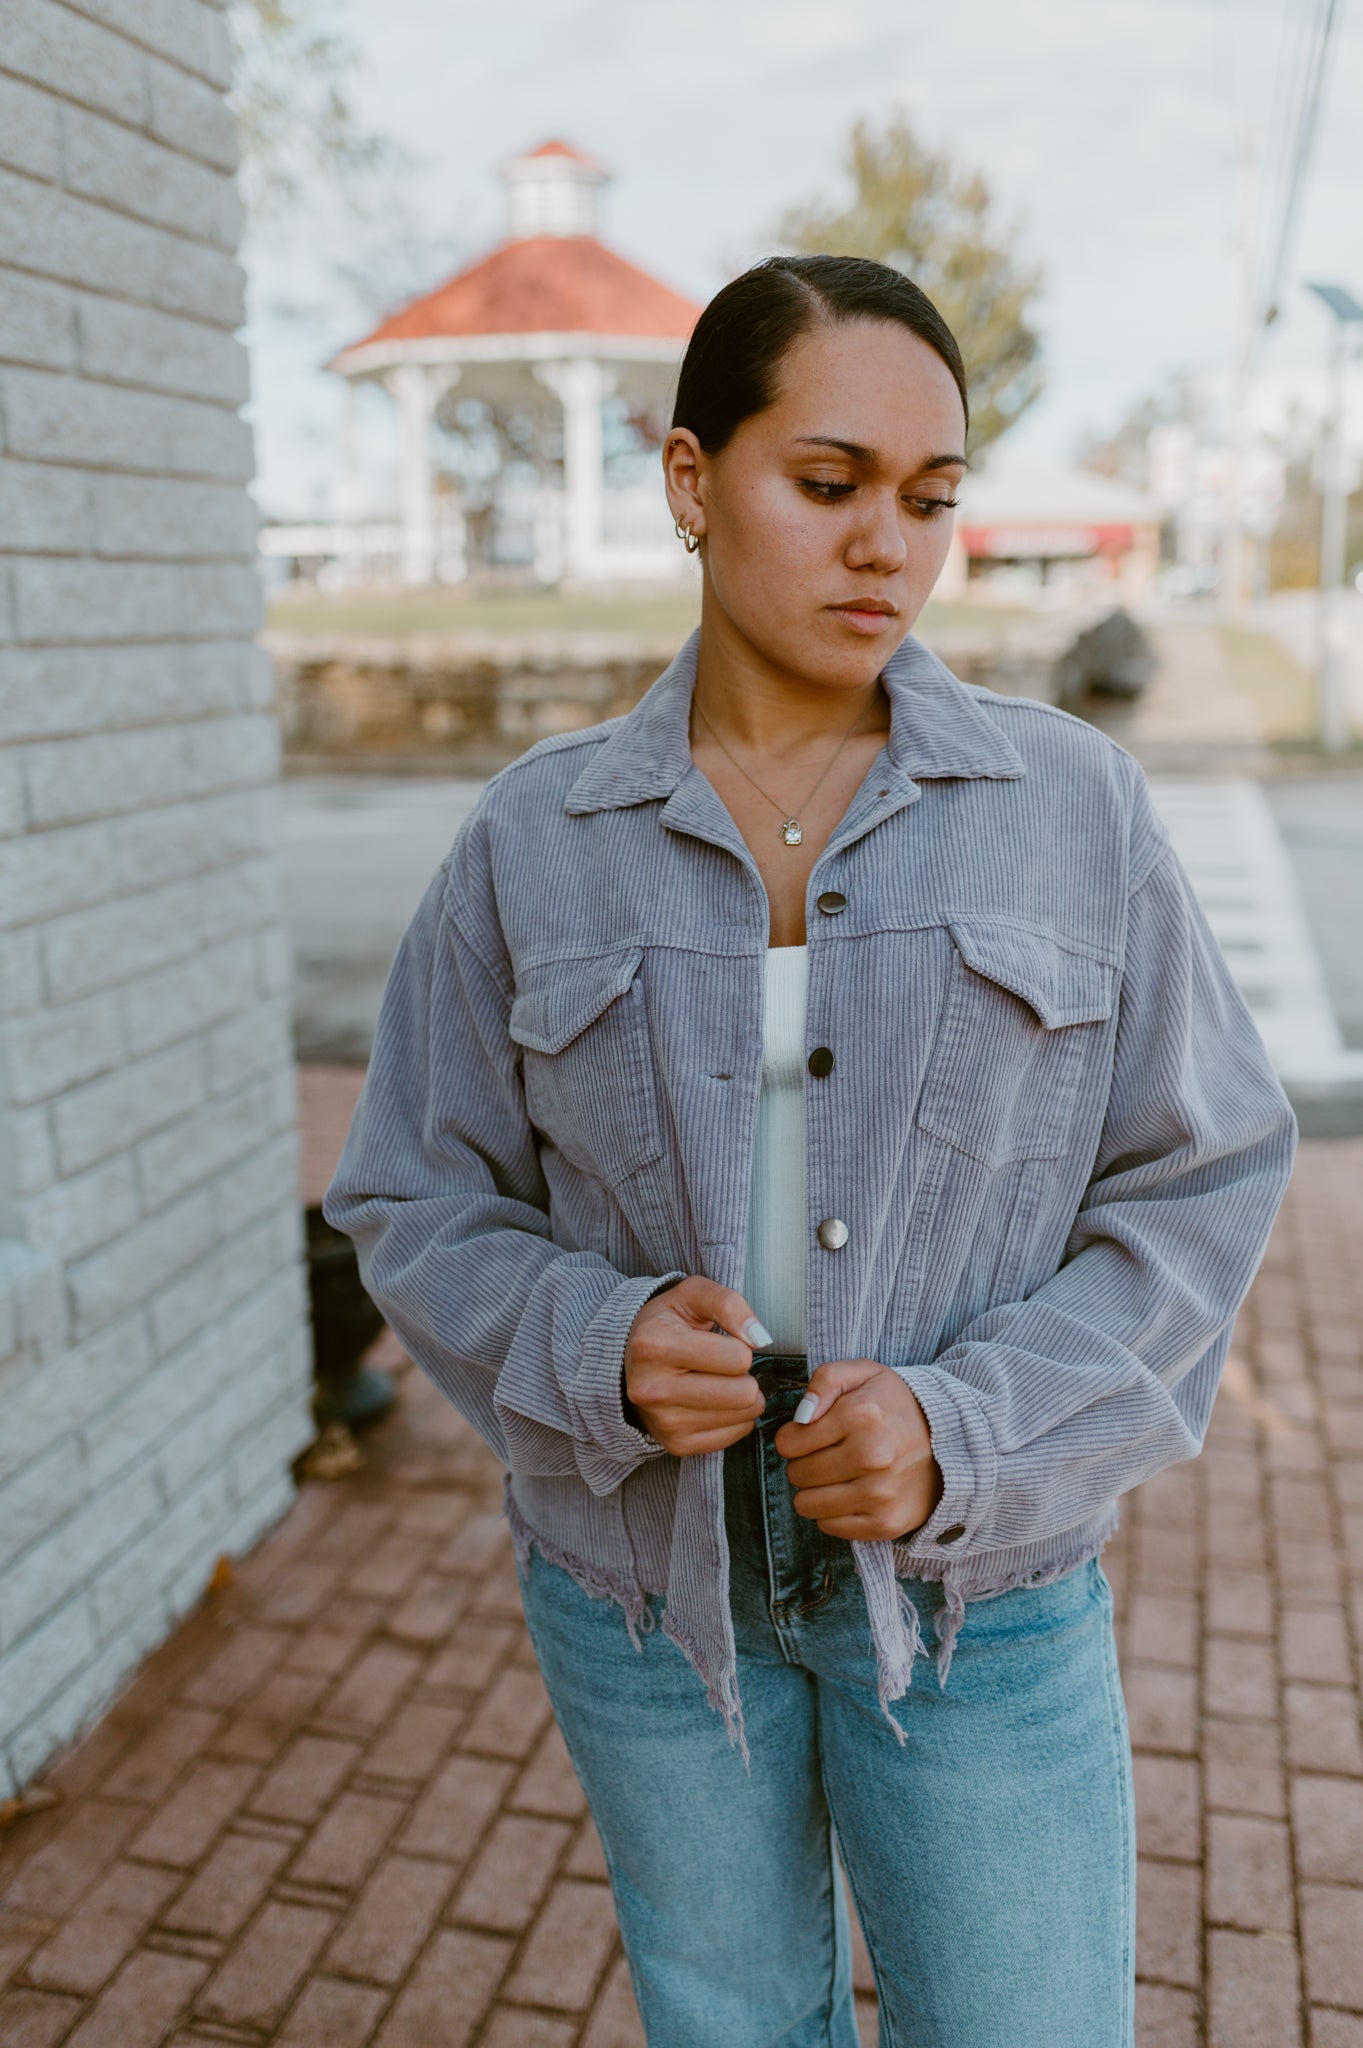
[807,1046,835,1078]
[816,1217,849,1251]
[815,891,847,916]
[937,1523,966,1544]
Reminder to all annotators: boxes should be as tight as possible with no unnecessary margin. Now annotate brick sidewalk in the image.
[0,1071,1358,2047]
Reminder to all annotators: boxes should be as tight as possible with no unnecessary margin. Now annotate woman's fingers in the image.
[672,1418,763,1454]
[623,1274,774,1451]
[790,1478,896,1522]
[778,1437,864,1488]
[635,1399,762,1455]
[667,1276,773,1352]
[804,1512,897,1541]
[632,1283,766,1381]
[629,1324,758,1397]
[652,1370,765,1417]
[659,1325,753,1378]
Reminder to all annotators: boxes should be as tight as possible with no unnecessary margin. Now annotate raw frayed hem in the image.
[501,1484,657,1652]
[501,1488,752,1771]
[853,1540,926,1746]
[895,1506,1124,1690]
[658,1607,752,1776]
[932,1580,967,1689]
[873,1583,926,1745]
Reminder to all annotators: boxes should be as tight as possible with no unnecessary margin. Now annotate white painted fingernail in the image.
[794,1393,820,1425]
[743,1318,774,1348]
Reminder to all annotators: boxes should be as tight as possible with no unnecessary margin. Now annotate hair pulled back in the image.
[671,254,968,455]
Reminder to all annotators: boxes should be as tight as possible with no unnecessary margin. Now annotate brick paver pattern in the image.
[1,1082,1359,2047]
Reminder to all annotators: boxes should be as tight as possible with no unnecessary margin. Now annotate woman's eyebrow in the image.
[793,436,877,462]
[791,437,969,472]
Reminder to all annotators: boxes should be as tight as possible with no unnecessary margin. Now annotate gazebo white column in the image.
[334,380,364,585]
[388,363,459,585]
[336,380,363,523]
[535,357,612,583]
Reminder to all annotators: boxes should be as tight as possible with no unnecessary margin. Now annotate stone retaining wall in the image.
[269,626,1070,773]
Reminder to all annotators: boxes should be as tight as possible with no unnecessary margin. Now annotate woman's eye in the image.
[799,479,856,501]
[907,496,960,519]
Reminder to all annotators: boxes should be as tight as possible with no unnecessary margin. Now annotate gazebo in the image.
[326,141,703,586]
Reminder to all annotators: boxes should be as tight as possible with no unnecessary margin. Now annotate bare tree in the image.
[228,0,409,224]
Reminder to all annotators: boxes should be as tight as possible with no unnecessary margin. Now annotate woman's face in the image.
[665,318,968,692]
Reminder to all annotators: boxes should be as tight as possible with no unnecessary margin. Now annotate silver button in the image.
[816,1217,849,1251]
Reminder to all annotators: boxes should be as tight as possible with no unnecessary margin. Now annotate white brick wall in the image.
[0,0,314,1793]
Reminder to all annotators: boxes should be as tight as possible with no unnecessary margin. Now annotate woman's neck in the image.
[692,604,891,758]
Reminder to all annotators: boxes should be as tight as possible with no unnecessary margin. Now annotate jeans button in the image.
[816,891,847,916]
[816,1217,849,1250]
[937,1523,966,1544]
[807,1046,835,1077]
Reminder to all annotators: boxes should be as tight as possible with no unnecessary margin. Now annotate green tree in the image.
[776,112,1043,454]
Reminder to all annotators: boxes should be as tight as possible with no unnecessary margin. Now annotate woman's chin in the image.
[807,613,911,685]
[714,600,911,691]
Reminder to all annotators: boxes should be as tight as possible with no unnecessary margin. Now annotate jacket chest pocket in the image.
[508,947,663,1186]
[915,920,1116,1169]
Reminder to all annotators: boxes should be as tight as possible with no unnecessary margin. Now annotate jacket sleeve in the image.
[892,798,1298,1561]
[321,805,683,1495]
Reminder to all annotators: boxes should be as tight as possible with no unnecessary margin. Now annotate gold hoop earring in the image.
[674,519,701,554]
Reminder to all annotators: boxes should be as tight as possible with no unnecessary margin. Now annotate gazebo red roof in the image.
[517,138,607,170]
[340,235,702,355]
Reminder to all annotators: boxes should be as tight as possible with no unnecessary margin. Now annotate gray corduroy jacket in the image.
[323,628,1297,1764]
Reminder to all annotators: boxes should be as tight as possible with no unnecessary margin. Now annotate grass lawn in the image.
[265,585,704,639]
[264,582,1034,643]
[1219,624,1316,744]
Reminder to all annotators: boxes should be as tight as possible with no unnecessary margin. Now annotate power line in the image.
[1260,0,1322,267]
[1259,0,1347,326]
[1258,0,1329,318]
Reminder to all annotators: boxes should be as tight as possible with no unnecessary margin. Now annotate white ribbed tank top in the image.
[742,944,809,1352]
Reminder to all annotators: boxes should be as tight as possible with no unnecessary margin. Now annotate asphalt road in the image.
[281,770,1363,1096]
[283,775,483,1065]
[1263,771,1363,1051]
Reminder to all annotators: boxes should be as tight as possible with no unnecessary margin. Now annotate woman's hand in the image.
[773,1358,944,1541]
[623,1278,772,1456]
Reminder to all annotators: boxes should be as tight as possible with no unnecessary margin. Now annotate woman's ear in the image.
[662,428,707,540]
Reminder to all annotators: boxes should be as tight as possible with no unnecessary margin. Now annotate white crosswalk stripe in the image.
[1149,778,1363,1088]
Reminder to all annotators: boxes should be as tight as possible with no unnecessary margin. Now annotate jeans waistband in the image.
[750,1351,809,1386]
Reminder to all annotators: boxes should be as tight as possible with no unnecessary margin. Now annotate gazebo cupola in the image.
[502,139,608,239]
[326,140,702,586]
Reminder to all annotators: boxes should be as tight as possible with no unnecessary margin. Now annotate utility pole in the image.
[1223,129,1261,617]
[1305,283,1363,754]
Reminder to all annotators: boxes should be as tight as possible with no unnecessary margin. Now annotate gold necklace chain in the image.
[693,694,875,848]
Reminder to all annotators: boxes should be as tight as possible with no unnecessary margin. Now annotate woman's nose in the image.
[845,492,907,573]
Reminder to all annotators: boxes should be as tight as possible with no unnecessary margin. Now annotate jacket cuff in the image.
[886,1362,998,1557]
[573,1270,686,1491]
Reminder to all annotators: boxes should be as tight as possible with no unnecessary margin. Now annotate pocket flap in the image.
[948,921,1115,1029]
[509,948,645,1055]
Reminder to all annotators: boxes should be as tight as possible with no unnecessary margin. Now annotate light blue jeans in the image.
[514,1359,1136,2047]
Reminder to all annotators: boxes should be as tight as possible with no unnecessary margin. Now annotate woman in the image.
[324,255,1295,2047]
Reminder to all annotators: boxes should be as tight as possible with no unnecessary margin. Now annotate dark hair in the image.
[671,253,969,454]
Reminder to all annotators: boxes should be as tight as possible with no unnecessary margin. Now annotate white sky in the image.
[241,0,1363,521]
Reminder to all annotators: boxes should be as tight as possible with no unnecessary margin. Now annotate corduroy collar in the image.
[563,626,1026,816]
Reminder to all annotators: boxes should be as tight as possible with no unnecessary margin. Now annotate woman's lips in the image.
[826,603,898,634]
